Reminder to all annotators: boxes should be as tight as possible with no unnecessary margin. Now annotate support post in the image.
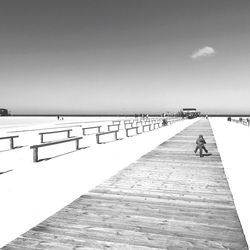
[9,138,14,149]
[96,134,100,144]
[125,129,129,137]
[76,139,79,150]
[33,148,38,162]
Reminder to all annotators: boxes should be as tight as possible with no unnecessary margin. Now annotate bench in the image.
[30,136,82,162]
[124,120,133,124]
[108,124,120,131]
[142,124,152,132]
[96,131,118,144]
[242,119,250,126]
[124,123,133,129]
[82,126,101,135]
[232,119,241,123]
[39,129,72,143]
[112,121,121,125]
[152,119,160,124]
[125,127,140,137]
[0,135,19,149]
[232,118,250,126]
[154,123,160,129]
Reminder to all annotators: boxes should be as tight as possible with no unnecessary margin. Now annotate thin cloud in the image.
[191,46,216,59]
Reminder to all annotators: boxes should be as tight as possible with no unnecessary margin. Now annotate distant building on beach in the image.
[0,108,9,116]
[182,108,200,119]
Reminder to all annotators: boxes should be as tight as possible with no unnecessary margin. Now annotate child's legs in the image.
[202,146,208,153]
[194,145,198,153]
[199,147,203,157]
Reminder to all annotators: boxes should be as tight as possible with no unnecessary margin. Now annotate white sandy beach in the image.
[0,117,249,248]
[0,116,196,248]
[210,118,250,246]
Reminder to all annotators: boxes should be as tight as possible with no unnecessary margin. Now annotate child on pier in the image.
[194,134,208,157]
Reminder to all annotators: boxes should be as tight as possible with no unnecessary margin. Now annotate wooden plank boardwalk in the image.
[2,119,248,250]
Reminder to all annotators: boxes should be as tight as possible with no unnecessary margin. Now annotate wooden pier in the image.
[2,119,248,249]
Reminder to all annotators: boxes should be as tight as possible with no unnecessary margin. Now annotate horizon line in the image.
[3,113,250,117]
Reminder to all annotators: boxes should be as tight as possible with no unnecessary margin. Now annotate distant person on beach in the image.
[162,118,168,126]
[194,135,208,157]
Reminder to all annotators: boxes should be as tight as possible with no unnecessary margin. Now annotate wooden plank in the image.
[22,224,246,250]
[5,236,164,250]
[41,211,245,243]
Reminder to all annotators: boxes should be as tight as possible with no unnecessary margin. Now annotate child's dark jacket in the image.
[196,137,206,149]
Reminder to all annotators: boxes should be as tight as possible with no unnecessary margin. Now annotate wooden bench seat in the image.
[231,118,250,126]
[125,126,141,137]
[124,123,133,129]
[30,136,82,162]
[39,129,72,143]
[82,126,101,135]
[96,131,118,144]
[124,120,133,124]
[112,120,121,125]
[108,124,120,131]
[153,122,160,129]
[142,124,153,132]
[242,119,250,126]
[0,135,19,150]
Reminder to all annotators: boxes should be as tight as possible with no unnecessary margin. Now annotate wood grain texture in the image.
[2,119,248,250]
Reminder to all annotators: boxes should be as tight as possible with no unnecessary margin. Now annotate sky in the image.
[0,0,250,115]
